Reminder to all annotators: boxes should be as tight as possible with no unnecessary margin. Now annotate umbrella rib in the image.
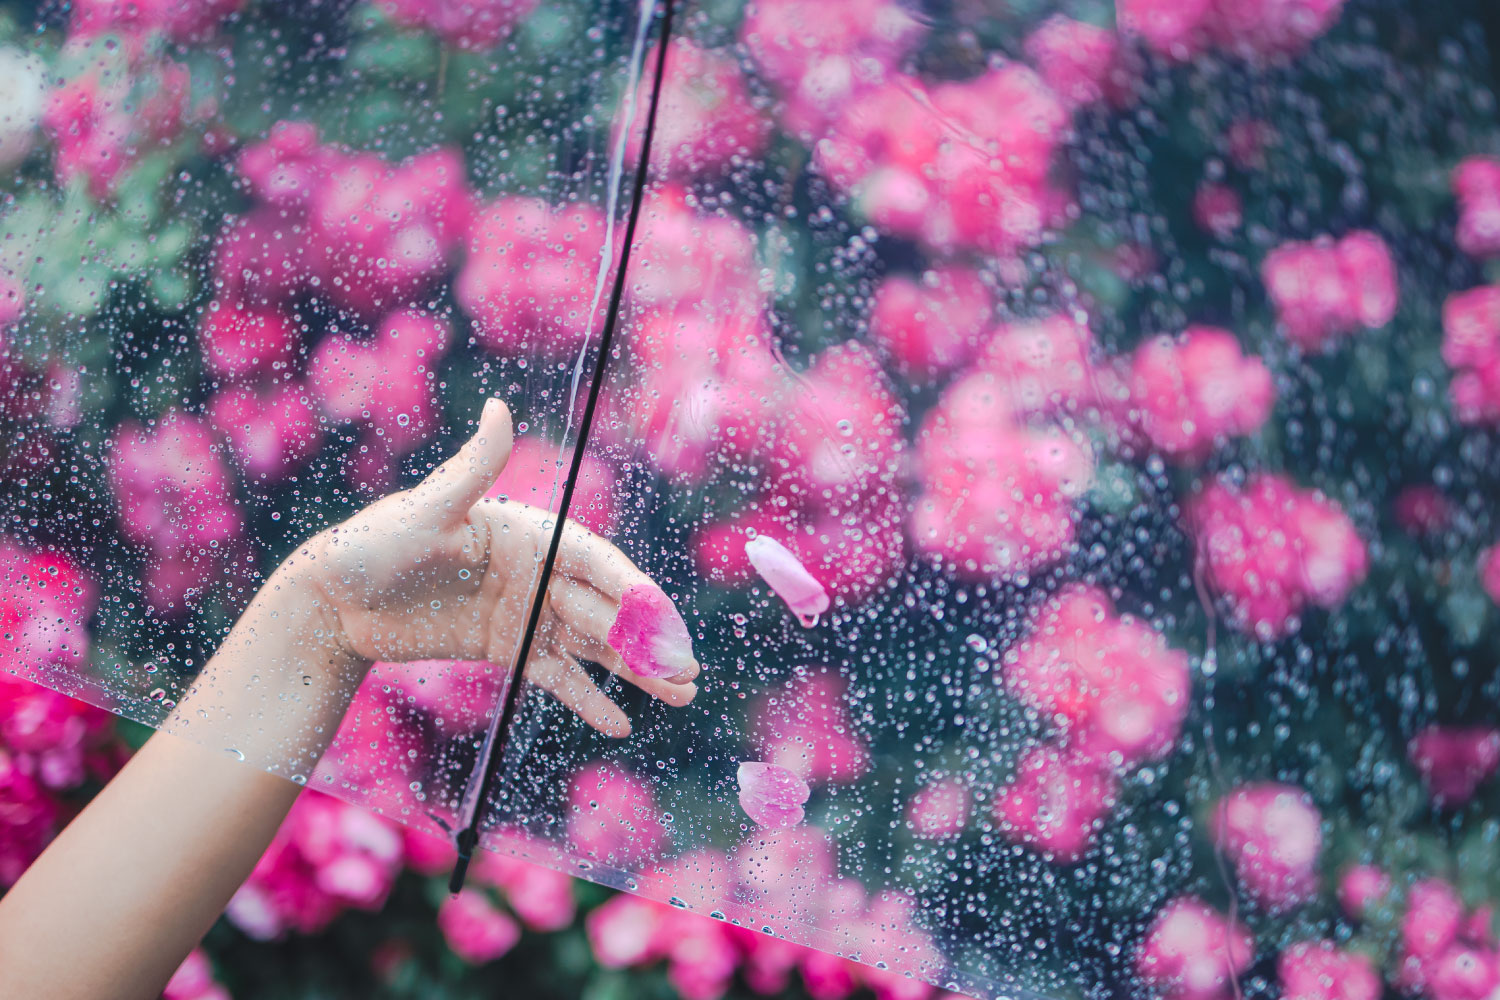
[447,0,678,894]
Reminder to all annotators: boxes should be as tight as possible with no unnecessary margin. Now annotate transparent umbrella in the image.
[4,1,1500,998]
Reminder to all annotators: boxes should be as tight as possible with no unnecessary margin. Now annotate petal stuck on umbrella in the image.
[736,761,811,829]
[744,535,830,625]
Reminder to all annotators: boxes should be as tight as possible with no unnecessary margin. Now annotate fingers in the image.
[413,398,514,523]
[554,519,653,600]
[546,578,701,690]
[526,649,631,738]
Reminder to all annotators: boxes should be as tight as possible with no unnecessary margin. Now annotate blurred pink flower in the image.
[438,889,521,964]
[456,196,607,357]
[1262,231,1398,351]
[1131,326,1274,461]
[163,948,232,1000]
[1211,782,1323,910]
[0,748,60,886]
[1454,156,1500,258]
[993,742,1119,860]
[1483,546,1500,606]
[1397,878,1500,1000]
[226,791,404,940]
[625,39,770,178]
[753,674,870,784]
[196,303,298,382]
[319,679,428,795]
[1119,0,1346,61]
[1003,585,1190,767]
[905,776,970,839]
[567,763,666,866]
[979,314,1108,418]
[43,72,134,198]
[1193,183,1243,239]
[1187,473,1368,638]
[737,761,811,829]
[1278,940,1380,1000]
[70,0,242,44]
[1408,725,1500,806]
[207,382,323,483]
[377,0,539,50]
[1393,485,1453,536]
[486,435,617,536]
[1136,896,1254,1000]
[868,266,992,380]
[308,309,450,455]
[0,543,97,678]
[607,583,698,681]
[471,851,576,932]
[1025,16,1125,109]
[745,535,831,625]
[1441,285,1500,427]
[1338,863,1392,920]
[0,674,114,791]
[626,186,764,318]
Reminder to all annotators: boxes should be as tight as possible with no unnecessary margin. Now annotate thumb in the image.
[415,398,514,523]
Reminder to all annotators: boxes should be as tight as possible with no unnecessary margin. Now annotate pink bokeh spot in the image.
[438,889,522,965]
[1211,782,1323,911]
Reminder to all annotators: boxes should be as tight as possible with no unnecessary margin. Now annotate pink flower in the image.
[485,435,617,536]
[1117,0,1214,60]
[471,851,576,932]
[905,776,970,839]
[745,535,831,625]
[319,679,428,795]
[1441,285,1500,427]
[1408,725,1500,806]
[737,761,811,829]
[567,763,666,865]
[1211,782,1323,910]
[1119,0,1346,61]
[1193,183,1243,239]
[1003,585,1191,767]
[586,893,670,968]
[1455,157,1500,258]
[868,267,992,380]
[1337,864,1391,920]
[1131,326,1274,461]
[1136,896,1254,1000]
[438,889,521,964]
[1262,231,1398,351]
[1278,941,1380,1000]
[625,39,769,178]
[207,382,323,483]
[376,0,539,50]
[626,186,764,318]
[1396,878,1500,1000]
[993,743,1119,860]
[606,583,698,681]
[1025,16,1124,109]
[1187,474,1368,638]
[163,948,231,1000]
[226,791,404,940]
[1394,485,1454,536]
[43,72,134,198]
[196,302,298,381]
[1483,546,1500,607]
[0,544,97,679]
[752,674,870,784]
[71,0,243,44]
[456,196,608,357]
[0,748,60,886]
[0,674,114,790]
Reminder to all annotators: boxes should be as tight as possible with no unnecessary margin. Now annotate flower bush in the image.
[2,0,1500,998]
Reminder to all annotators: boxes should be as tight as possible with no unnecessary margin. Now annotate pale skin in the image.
[0,399,698,1000]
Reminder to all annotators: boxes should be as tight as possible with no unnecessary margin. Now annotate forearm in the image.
[0,570,367,1000]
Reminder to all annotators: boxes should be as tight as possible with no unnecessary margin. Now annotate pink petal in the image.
[744,535,831,625]
[607,583,698,680]
[737,761,811,829]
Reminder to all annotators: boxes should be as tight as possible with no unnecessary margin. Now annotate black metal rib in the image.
[448,0,677,894]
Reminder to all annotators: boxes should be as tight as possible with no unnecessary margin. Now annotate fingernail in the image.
[481,397,499,421]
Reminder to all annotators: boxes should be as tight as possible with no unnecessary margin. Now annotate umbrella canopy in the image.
[4,1,1500,998]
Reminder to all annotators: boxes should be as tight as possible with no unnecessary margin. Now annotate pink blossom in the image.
[376,0,539,50]
[70,0,243,44]
[1025,16,1124,110]
[737,761,811,829]
[752,674,870,784]
[905,776,970,838]
[43,73,134,198]
[868,267,992,380]
[1337,864,1392,920]
[1483,546,1500,606]
[307,309,450,455]
[226,791,404,940]
[1278,941,1380,1000]
[196,302,298,381]
[1193,183,1243,239]
[163,948,231,1000]
[1136,896,1254,1000]
[1117,0,1214,60]
[741,0,923,138]
[1394,485,1454,536]
[1396,878,1500,1000]
[456,196,607,357]
[0,674,114,790]
[1408,725,1500,806]
[626,186,764,318]
[401,827,457,875]
[1441,285,1500,426]
[1003,585,1191,767]
[319,679,428,795]
[471,851,576,932]
[1119,0,1346,61]
[625,39,769,177]
[993,742,1119,860]
[1187,474,1368,638]
[485,435,617,536]
[1454,157,1500,258]
[1131,326,1274,460]
[0,543,97,678]
[1211,782,1323,910]
[978,313,1110,418]
[1262,231,1398,351]
[207,382,323,483]
[438,889,521,964]
[606,583,698,681]
[567,763,666,865]
[745,535,831,625]
[0,748,60,886]
[586,893,670,968]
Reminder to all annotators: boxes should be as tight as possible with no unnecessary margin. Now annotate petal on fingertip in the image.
[606,583,698,681]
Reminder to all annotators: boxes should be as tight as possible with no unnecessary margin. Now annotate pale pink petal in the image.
[607,583,698,680]
[737,761,811,829]
[744,535,830,625]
